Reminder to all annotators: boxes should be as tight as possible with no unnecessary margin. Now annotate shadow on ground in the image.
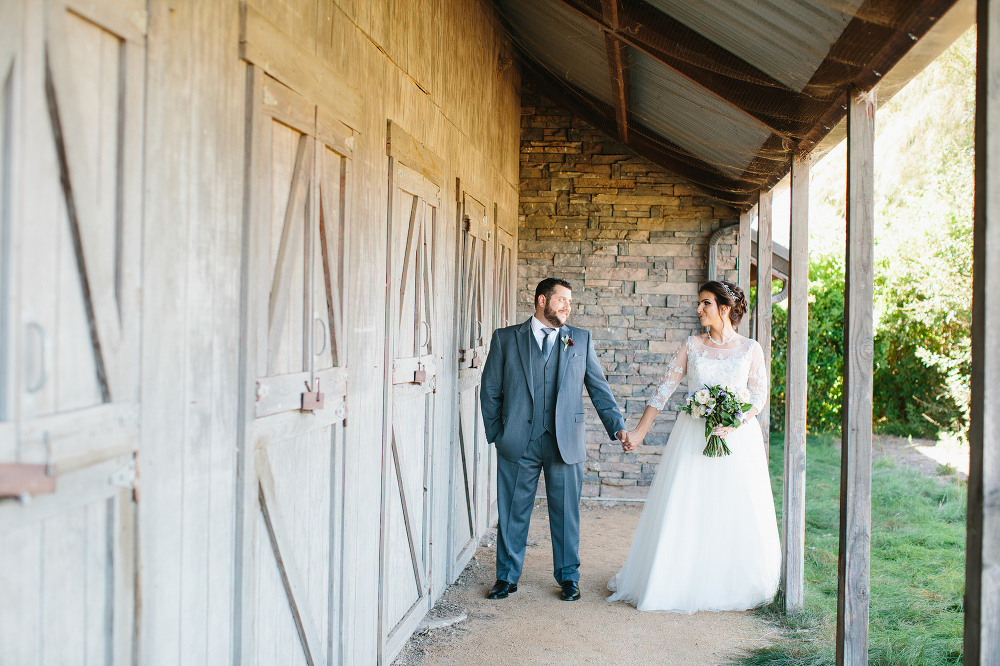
[394,501,775,665]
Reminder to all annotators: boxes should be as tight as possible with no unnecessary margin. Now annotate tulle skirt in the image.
[607,412,781,613]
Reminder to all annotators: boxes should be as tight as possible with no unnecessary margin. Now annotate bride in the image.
[606,280,780,613]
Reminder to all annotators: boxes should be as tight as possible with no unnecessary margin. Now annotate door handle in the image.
[24,322,46,393]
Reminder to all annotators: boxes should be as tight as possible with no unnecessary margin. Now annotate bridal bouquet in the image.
[677,384,753,457]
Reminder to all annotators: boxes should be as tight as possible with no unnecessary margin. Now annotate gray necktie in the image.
[541,327,555,358]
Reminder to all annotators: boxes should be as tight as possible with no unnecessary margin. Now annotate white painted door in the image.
[450,190,492,579]
[0,1,144,663]
[243,72,351,666]
[381,162,441,661]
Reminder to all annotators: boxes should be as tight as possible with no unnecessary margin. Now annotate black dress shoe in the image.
[560,581,581,601]
[487,580,518,599]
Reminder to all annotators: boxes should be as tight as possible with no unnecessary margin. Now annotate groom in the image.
[480,278,628,601]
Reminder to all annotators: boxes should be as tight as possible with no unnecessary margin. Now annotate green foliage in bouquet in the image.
[677,384,754,457]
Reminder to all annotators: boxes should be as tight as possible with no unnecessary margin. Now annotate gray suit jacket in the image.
[480,318,626,465]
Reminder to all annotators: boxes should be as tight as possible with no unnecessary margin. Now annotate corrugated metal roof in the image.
[642,0,866,92]
[629,48,772,178]
[497,0,614,107]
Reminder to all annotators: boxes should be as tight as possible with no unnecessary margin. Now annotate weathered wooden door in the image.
[0,0,144,662]
[450,189,493,579]
[490,206,516,522]
[381,162,441,660]
[243,72,351,666]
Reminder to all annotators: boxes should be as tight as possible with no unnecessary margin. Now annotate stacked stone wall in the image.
[517,90,740,498]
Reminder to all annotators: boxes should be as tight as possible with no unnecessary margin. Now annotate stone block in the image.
[600,484,647,498]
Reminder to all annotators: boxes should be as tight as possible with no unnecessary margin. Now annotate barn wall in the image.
[139,1,519,664]
[517,89,739,499]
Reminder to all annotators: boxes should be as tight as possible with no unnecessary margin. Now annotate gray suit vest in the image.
[528,333,559,442]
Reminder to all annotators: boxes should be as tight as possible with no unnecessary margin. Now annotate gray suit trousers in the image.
[495,431,583,584]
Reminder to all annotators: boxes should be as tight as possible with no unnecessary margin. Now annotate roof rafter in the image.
[605,32,630,144]
[549,0,826,139]
[520,56,759,209]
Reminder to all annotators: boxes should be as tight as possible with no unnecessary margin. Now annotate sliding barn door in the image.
[490,209,516,523]
[381,162,441,659]
[450,191,493,578]
[0,1,144,663]
[243,72,351,666]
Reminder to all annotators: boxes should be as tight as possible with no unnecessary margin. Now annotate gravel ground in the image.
[393,501,777,665]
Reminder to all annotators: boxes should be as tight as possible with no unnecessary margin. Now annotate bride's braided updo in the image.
[698,280,748,327]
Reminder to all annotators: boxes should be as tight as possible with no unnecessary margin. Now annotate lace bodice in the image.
[647,335,768,411]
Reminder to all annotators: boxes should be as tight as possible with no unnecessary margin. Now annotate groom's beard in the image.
[543,303,568,327]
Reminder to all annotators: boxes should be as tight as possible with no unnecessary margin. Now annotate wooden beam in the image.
[755,189,772,455]
[798,0,961,152]
[836,85,876,666]
[966,1,1000,661]
[782,154,810,614]
[605,34,629,145]
[519,59,758,208]
[550,0,822,138]
[737,209,752,337]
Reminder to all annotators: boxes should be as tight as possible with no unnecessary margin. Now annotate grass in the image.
[736,432,966,665]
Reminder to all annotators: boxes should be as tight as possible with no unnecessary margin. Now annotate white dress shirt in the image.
[530,316,560,352]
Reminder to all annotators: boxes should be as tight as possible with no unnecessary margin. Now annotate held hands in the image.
[619,427,644,452]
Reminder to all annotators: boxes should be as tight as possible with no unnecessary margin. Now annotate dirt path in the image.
[393,502,775,665]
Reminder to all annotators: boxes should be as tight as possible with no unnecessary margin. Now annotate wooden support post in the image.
[965,1,1000,661]
[737,209,752,338]
[756,191,773,454]
[782,154,809,614]
[837,85,876,666]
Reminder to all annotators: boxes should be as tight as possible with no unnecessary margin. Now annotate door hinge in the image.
[109,454,140,503]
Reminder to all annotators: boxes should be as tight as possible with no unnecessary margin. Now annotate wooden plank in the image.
[836,86,876,666]
[737,208,752,337]
[391,354,437,386]
[316,107,354,158]
[782,154,809,614]
[257,452,323,666]
[395,161,441,205]
[387,121,445,189]
[239,2,361,131]
[267,134,312,370]
[605,33,629,145]
[252,396,347,449]
[17,402,139,473]
[63,0,147,43]
[261,75,315,136]
[966,2,1000,660]
[756,189,772,452]
[0,456,124,535]
[255,366,348,417]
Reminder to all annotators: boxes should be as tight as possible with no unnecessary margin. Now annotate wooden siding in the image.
[46,0,522,664]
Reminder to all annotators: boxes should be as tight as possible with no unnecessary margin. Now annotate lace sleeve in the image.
[748,341,769,412]
[647,338,689,411]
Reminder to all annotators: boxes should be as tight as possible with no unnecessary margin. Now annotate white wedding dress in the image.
[607,334,781,613]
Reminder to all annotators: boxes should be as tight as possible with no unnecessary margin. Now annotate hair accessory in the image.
[720,282,737,302]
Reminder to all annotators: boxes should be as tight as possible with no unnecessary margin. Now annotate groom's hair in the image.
[535,278,572,306]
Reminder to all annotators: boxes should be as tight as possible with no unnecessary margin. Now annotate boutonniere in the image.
[561,335,574,352]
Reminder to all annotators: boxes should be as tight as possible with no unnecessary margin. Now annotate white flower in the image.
[738,387,752,403]
[695,388,711,405]
[694,404,707,418]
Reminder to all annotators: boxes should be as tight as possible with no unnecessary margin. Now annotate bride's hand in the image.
[711,425,735,439]
[623,428,644,452]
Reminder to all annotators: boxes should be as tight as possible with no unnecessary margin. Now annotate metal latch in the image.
[413,362,427,384]
[0,433,56,498]
[302,378,325,411]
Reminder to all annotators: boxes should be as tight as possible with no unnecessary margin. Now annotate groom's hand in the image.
[617,430,630,452]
